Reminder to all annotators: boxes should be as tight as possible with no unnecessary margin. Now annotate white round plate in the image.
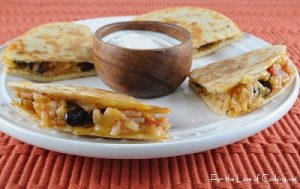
[0,16,299,159]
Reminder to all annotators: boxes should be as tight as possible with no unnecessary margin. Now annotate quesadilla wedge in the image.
[189,45,296,116]
[2,22,96,81]
[9,82,171,140]
[135,7,243,58]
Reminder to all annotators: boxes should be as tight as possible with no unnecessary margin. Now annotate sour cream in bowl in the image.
[93,21,192,98]
[102,30,181,49]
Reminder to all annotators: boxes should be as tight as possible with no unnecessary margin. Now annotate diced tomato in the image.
[145,116,160,126]
[267,64,280,76]
[281,63,293,74]
[267,64,289,82]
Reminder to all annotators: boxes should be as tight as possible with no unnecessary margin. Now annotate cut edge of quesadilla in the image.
[9,82,171,140]
[193,34,243,58]
[2,44,96,82]
[189,45,296,116]
[1,22,96,81]
[5,64,96,82]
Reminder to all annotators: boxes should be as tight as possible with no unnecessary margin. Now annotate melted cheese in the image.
[12,90,170,140]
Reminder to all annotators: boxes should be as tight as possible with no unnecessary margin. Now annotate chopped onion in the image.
[123,110,142,117]
[129,117,145,123]
[126,122,139,131]
[110,121,121,136]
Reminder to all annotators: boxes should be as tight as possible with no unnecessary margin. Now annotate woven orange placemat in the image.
[0,0,299,188]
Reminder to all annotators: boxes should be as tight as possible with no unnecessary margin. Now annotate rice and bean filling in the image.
[228,57,293,114]
[13,61,94,76]
[15,91,169,136]
[192,57,293,115]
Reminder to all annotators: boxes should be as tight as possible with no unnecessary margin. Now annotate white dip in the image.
[102,30,181,49]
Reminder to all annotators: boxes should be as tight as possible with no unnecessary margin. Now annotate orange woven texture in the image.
[0,0,300,188]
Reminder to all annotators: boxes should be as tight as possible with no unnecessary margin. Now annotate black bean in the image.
[100,108,107,114]
[259,80,272,91]
[84,111,93,125]
[67,101,80,109]
[14,61,27,69]
[65,104,93,126]
[65,107,87,126]
[36,62,49,74]
[78,62,94,72]
[28,63,34,70]
[257,87,262,95]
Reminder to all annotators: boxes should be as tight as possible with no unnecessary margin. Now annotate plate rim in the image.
[0,15,299,159]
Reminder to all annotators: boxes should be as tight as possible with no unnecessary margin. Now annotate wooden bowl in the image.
[93,21,192,98]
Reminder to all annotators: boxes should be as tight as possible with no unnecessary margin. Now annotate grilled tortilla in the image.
[189,45,296,116]
[9,82,171,140]
[2,22,96,81]
[135,7,243,58]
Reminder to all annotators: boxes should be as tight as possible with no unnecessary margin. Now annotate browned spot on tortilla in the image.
[30,50,47,54]
[35,34,61,52]
[8,43,18,50]
[163,18,203,46]
[67,30,83,36]
[13,40,26,54]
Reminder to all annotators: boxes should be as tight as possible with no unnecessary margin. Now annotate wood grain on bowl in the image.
[93,21,193,98]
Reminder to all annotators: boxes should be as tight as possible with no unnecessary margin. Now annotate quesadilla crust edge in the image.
[6,67,97,82]
[192,35,243,58]
[8,82,170,113]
